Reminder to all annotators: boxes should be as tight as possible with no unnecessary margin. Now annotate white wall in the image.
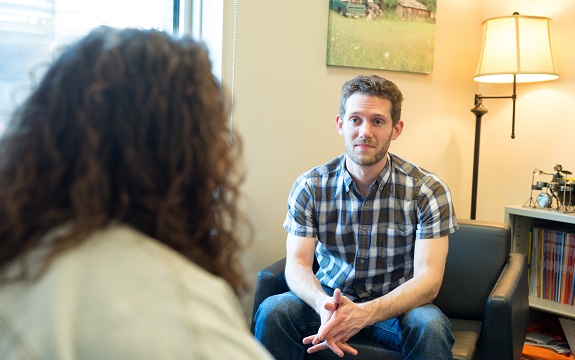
[220,0,575,316]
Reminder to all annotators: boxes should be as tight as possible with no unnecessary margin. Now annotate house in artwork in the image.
[396,0,432,20]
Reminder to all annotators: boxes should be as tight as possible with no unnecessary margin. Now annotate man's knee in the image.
[254,292,307,337]
[255,294,286,325]
[401,305,454,358]
[403,304,452,339]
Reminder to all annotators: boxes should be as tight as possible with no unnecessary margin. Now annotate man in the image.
[254,75,458,359]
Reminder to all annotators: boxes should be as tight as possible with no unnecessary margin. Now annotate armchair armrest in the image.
[476,252,529,360]
[251,257,289,332]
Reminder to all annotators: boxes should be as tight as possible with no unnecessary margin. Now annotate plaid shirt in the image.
[283,153,458,301]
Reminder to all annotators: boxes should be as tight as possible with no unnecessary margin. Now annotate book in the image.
[530,226,575,305]
[525,331,571,354]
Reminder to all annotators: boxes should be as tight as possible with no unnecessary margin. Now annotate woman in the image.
[0,26,271,360]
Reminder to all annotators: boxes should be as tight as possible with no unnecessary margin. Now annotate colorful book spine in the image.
[529,226,575,305]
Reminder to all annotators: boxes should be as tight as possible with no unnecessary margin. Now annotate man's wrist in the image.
[314,292,332,314]
[358,299,380,327]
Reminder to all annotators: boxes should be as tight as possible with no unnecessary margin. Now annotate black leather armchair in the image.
[251,219,529,360]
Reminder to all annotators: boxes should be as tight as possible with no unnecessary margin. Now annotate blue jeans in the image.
[254,291,454,360]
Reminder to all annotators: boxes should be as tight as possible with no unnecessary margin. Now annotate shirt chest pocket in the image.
[374,224,416,270]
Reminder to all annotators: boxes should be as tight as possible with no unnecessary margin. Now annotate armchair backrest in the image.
[434,219,511,320]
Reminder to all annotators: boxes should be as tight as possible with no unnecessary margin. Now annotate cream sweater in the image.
[0,225,272,360]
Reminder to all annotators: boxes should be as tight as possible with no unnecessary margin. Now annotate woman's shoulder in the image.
[0,224,272,360]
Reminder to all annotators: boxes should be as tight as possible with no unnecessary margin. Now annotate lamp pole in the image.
[469,75,517,220]
[470,97,488,220]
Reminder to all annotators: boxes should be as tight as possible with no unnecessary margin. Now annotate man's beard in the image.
[345,134,392,167]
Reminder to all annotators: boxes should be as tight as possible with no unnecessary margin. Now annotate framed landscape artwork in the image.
[326,0,438,74]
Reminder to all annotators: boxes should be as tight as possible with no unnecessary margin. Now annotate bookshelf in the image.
[505,205,575,319]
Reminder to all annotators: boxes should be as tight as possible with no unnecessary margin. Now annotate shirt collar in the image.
[340,153,393,193]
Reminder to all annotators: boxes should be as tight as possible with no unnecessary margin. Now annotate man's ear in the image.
[392,120,404,140]
[336,115,344,135]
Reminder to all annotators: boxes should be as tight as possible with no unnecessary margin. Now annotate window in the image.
[0,0,225,134]
[187,0,223,80]
[0,0,175,133]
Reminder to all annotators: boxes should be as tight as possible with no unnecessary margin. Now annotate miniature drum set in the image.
[524,164,575,212]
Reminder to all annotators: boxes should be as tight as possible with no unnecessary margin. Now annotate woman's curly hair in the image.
[0,26,250,294]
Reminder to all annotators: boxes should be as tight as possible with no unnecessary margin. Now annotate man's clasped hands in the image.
[303,289,372,357]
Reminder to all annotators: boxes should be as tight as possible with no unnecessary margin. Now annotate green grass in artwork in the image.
[326,11,436,73]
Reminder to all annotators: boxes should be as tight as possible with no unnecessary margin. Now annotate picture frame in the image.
[326,0,438,74]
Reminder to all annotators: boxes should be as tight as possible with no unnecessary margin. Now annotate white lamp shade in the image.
[473,14,559,83]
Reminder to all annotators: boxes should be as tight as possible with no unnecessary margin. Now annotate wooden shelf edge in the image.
[506,205,575,225]
[530,296,575,319]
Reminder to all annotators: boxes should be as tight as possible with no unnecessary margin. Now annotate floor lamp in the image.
[469,13,559,220]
